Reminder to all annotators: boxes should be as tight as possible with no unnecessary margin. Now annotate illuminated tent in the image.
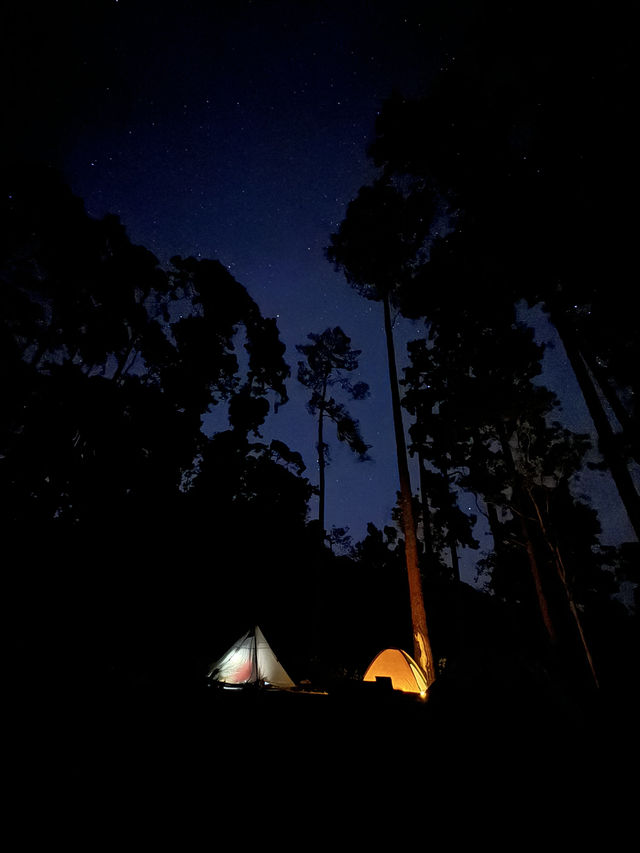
[207,626,295,689]
[363,648,428,695]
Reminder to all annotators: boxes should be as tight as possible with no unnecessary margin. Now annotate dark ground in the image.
[8,673,638,845]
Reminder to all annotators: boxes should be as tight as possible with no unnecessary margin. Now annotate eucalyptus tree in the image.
[367,3,639,539]
[0,167,291,537]
[402,335,479,585]
[296,327,370,538]
[403,302,606,686]
[1,166,306,687]
[327,180,438,686]
[325,1,636,689]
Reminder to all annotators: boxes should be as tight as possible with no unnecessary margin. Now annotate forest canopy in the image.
[4,0,639,703]
[3,157,637,703]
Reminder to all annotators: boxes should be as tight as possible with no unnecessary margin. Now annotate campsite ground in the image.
[10,675,637,844]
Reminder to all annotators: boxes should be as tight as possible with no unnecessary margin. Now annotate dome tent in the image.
[363,648,428,695]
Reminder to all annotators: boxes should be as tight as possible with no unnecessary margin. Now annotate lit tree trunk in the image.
[519,505,557,644]
[383,292,436,686]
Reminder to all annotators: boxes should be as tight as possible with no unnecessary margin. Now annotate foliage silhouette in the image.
[368,2,639,538]
[296,326,370,537]
[1,164,314,690]
[328,179,438,686]
[327,0,638,696]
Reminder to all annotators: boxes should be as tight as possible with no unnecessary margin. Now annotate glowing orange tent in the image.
[363,648,429,695]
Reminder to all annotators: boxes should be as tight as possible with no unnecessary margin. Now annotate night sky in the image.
[4,0,635,579]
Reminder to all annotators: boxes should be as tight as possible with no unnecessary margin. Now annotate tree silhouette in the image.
[0,173,291,527]
[332,3,637,696]
[327,180,438,687]
[367,3,639,540]
[403,300,612,687]
[1,165,305,689]
[296,327,370,539]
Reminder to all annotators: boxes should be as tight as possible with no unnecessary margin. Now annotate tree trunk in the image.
[417,450,435,572]
[500,431,558,644]
[519,503,557,644]
[449,532,461,584]
[440,463,461,584]
[581,346,636,439]
[526,484,600,689]
[317,402,326,539]
[382,292,436,687]
[553,314,640,540]
[486,500,504,557]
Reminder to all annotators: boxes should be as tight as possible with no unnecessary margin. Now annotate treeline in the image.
[325,1,639,697]
[3,2,638,703]
[2,157,636,704]
[1,163,315,690]
[0,164,410,691]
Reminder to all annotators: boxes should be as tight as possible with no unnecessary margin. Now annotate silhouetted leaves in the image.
[1,165,310,691]
[326,0,637,696]
[367,1,640,539]
[326,179,436,308]
[297,326,370,534]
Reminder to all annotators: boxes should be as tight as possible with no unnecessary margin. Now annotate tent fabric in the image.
[363,648,428,695]
[207,626,295,689]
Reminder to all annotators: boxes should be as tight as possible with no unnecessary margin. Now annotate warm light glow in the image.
[363,648,429,694]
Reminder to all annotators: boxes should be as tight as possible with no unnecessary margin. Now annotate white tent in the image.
[363,648,428,696]
[207,626,295,689]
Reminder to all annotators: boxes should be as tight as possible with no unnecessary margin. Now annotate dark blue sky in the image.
[6,0,635,576]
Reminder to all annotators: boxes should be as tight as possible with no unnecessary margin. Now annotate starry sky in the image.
[4,0,635,577]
